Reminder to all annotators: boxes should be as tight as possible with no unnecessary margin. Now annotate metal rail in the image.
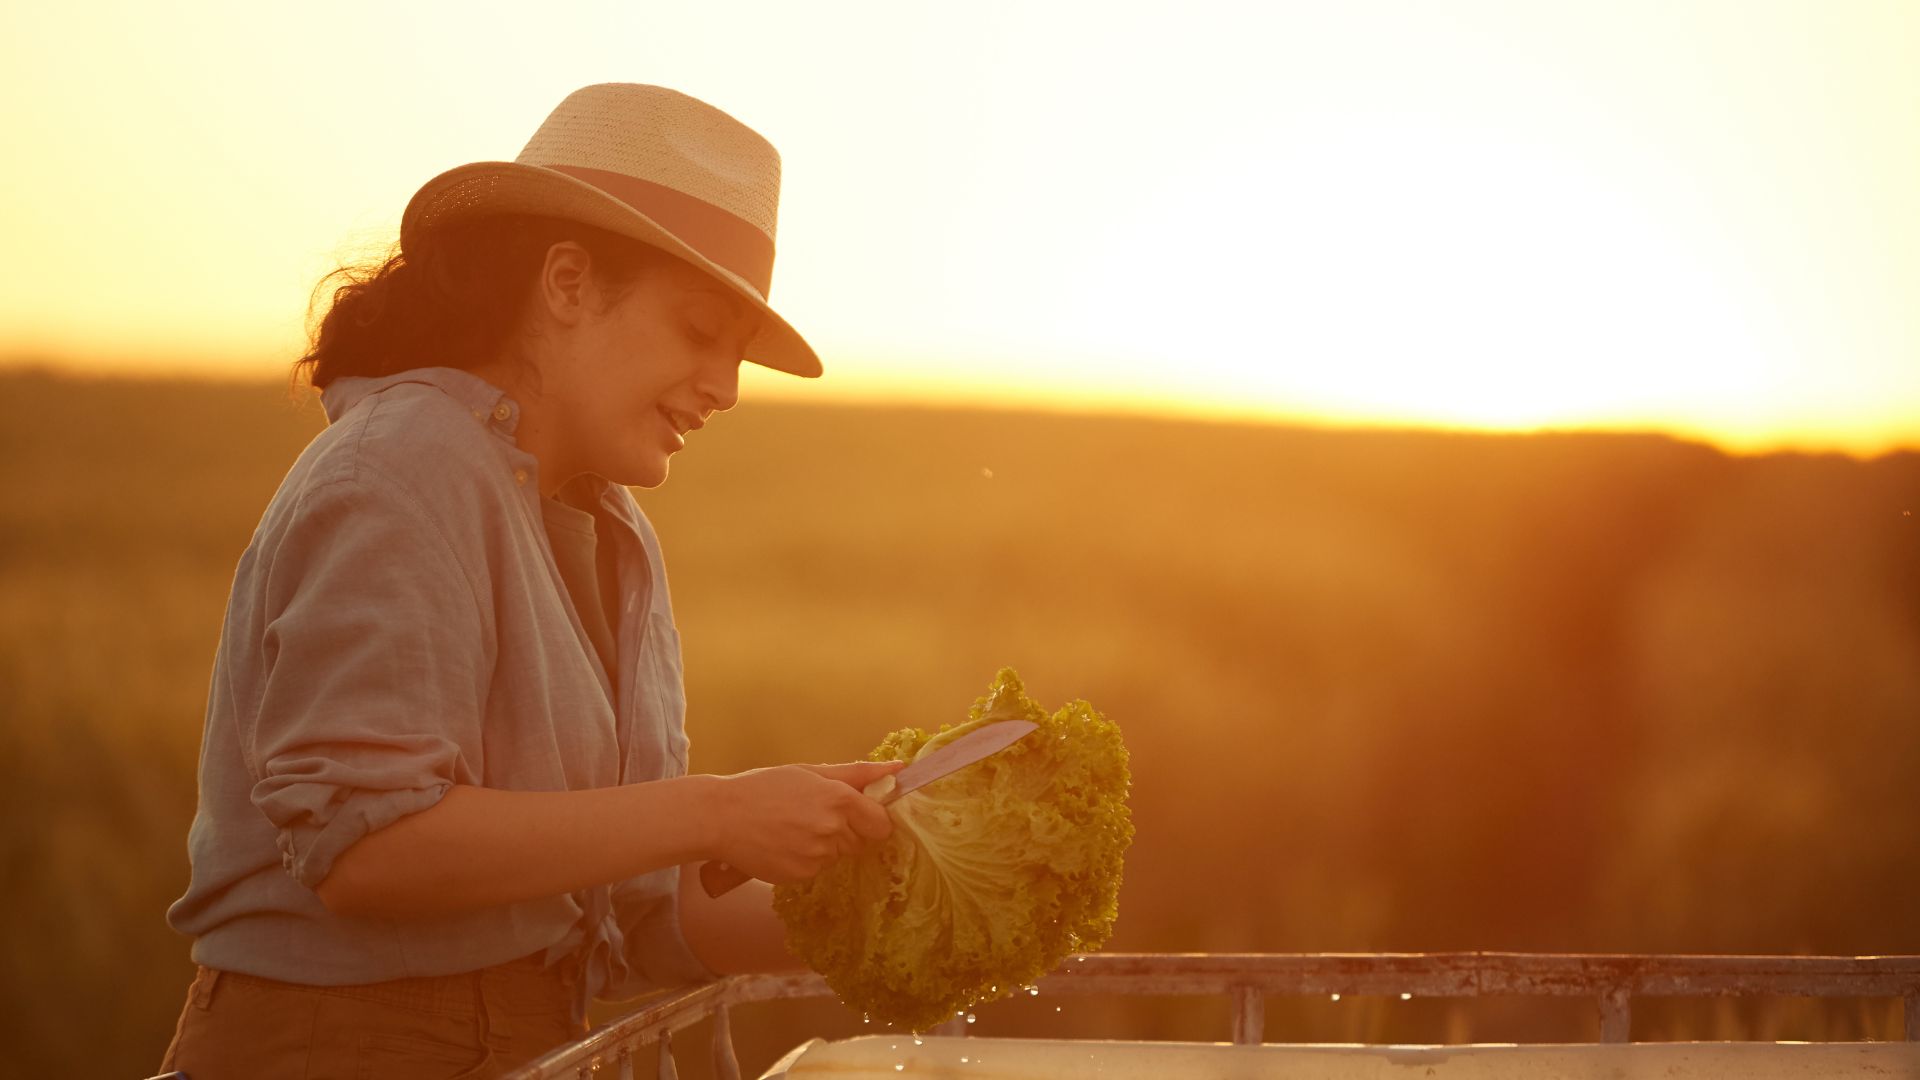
[503,951,1920,1080]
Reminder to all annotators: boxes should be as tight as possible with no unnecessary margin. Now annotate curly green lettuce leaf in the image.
[771,668,1134,1031]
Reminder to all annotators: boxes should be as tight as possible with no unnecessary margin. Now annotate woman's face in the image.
[523,242,761,491]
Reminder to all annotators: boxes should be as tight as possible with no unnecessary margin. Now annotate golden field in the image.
[1,368,1916,1077]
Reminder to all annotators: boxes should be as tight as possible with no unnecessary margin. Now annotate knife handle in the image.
[699,859,752,898]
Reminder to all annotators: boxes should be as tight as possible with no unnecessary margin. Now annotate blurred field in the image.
[1,368,1916,1077]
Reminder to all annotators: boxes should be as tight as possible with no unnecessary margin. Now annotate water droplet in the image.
[1330,993,1341,1001]
[894,1066,905,1073]
[965,1013,976,1024]
[912,1038,923,1046]
[1400,992,1412,1001]
[960,1056,969,1064]
[1054,1005,1062,1012]
[1027,986,1040,996]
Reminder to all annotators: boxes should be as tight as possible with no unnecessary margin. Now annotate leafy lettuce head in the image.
[772,667,1134,1032]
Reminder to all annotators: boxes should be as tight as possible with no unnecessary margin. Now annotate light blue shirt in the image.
[165,366,717,1029]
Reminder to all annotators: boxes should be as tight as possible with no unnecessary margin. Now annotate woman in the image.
[156,83,901,1079]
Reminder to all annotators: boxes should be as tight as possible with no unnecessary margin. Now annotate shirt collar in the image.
[319,366,521,436]
[554,471,647,537]
[316,366,647,536]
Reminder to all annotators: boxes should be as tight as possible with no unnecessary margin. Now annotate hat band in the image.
[542,164,775,299]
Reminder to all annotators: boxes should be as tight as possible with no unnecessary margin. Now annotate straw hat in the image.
[400,83,821,378]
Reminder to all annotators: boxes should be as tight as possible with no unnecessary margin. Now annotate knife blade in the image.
[698,719,1038,898]
[864,719,1038,805]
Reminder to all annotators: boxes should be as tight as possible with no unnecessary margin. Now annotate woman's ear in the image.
[537,241,598,328]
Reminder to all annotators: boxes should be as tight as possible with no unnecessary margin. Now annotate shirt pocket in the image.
[642,610,690,775]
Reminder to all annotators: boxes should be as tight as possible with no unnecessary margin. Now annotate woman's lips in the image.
[657,405,685,449]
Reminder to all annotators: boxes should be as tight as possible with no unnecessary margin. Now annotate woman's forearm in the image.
[314,777,721,919]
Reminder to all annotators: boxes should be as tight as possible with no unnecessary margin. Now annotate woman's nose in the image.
[698,356,741,414]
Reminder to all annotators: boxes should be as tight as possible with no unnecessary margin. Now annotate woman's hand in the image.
[708,760,906,884]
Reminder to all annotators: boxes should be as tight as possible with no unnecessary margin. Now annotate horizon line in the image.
[2,353,1913,463]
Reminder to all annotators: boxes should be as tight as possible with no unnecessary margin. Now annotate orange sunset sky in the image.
[2,0,1916,455]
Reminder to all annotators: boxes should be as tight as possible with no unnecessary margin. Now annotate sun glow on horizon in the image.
[2,1,1915,456]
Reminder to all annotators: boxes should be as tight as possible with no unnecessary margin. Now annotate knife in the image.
[698,719,1038,898]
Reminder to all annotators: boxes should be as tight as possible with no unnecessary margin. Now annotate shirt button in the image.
[514,469,528,486]
[493,402,512,422]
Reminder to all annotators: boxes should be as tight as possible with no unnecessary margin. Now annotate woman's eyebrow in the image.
[687,284,738,312]
[687,285,758,334]
[683,289,759,356]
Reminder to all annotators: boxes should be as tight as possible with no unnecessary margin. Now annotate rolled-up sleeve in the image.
[246,472,490,891]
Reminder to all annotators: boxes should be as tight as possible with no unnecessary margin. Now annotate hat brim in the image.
[400,161,823,378]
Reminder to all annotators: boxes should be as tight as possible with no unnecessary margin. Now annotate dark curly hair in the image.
[291,214,680,393]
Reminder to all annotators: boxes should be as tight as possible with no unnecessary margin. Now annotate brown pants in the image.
[155,950,590,1080]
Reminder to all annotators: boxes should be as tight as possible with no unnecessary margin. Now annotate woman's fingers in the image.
[806,761,899,843]
[715,761,905,882]
[805,760,907,790]
[846,794,893,842]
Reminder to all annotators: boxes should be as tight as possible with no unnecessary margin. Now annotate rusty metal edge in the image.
[500,951,1920,1078]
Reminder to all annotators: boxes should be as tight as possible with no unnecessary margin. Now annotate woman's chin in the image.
[597,435,675,489]
[614,452,672,490]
